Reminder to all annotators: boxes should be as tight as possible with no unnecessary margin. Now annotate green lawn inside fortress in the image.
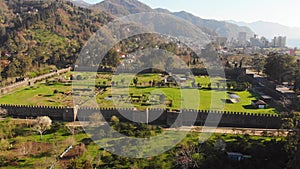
[0,73,277,115]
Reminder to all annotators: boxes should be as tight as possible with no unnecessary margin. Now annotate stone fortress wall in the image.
[0,104,281,129]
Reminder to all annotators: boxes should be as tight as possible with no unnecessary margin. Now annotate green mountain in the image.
[0,0,112,78]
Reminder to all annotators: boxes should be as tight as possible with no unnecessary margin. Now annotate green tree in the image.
[284,112,300,169]
[264,53,297,83]
[251,55,266,74]
[133,77,138,87]
[103,50,120,67]
[4,58,26,78]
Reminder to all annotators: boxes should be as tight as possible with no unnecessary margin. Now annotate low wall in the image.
[0,68,70,95]
[0,104,282,129]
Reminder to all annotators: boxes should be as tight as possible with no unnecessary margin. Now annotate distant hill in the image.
[171,11,254,40]
[92,0,254,39]
[155,8,171,14]
[228,20,300,47]
[92,0,154,16]
[69,0,91,8]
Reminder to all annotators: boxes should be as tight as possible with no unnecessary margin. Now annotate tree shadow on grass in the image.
[44,94,54,97]
[243,105,257,110]
[32,151,52,158]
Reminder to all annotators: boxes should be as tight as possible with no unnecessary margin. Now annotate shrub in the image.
[53,89,59,94]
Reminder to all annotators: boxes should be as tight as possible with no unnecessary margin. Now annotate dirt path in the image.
[166,126,289,137]
[0,118,289,137]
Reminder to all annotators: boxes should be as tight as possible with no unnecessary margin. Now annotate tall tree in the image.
[264,53,297,83]
[251,54,266,74]
[284,112,300,169]
[32,116,52,139]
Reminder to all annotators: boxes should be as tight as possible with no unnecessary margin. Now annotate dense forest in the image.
[0,0,112,81]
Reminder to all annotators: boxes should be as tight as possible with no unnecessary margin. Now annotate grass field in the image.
[0,73,277,115]
[95,87,277,114]
[0,83,73,107]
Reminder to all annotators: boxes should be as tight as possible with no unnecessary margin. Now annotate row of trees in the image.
[251,53,300,85]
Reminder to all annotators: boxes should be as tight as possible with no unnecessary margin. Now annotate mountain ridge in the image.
[69,0,91,8]
[92,0,154,16]
[227,20,300,39]
[91,0,255,39]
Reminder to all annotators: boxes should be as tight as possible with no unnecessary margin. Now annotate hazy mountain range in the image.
[76,0,299,47]
[69,0,91,8]
[83,0,255,40]
[2,0,299,48]
[227,20,300,47]
[92,0,153,16]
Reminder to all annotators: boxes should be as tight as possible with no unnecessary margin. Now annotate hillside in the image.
[0,0,112,79]
[0,0,14,28]
[92,0,154,16]
[69,0,91,8]
[92,0,254,39]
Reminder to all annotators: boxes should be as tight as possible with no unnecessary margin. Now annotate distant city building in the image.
[215,37,228,47]
[238,32,247,46]
[250,34,263,47]
[272,36,286,48]
[260,36,269,47]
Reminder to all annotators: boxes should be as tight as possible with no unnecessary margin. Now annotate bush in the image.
[76,75,83,80]
[0,155,18,167]
[0,139,10,151]
[53,89,59,94]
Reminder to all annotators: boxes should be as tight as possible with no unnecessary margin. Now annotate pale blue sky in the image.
[84,0,300,28]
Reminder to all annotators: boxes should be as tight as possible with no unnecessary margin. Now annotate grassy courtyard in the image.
[0,73,278,115]
[95,87,277,114]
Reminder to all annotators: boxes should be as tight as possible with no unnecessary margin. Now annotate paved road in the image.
[61,122,290,137]
[166,126,289,137]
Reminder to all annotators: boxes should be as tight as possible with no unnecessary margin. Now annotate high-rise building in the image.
[272,36,286,48]
[260,37,269,47]
[238,32,247,46]
[216,37,228,47]
[250,34,263,47]
[278,36,286,48]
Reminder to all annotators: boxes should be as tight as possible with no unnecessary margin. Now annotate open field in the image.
[0,83,73,107]
[95,87,277,114]
[0,73,278,115]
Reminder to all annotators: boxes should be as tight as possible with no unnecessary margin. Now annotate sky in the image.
[83,0,300,28]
